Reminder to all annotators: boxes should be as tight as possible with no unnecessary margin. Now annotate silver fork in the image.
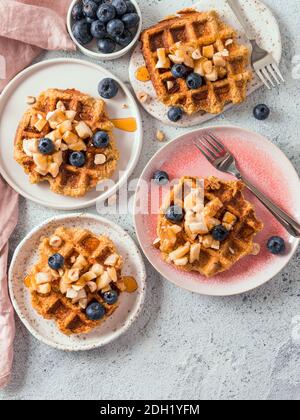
[227,0,284,89]
[193,132,300,238]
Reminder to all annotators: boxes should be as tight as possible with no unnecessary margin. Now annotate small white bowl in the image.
[67,0,142,60]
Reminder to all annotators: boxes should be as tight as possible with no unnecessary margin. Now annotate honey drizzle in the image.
[135,66,151,82]
[111,118,137,132]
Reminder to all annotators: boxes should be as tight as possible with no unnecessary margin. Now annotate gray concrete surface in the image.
[1,0,300,400]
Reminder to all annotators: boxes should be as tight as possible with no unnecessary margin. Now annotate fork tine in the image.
[262,67,275,88]
[206,131,229,153]
[256,68,271,89]
[267,64,280,85]
[271,62,285,82]
[198,138,218,159]
[202,134,223,154]
[193,140,214,163]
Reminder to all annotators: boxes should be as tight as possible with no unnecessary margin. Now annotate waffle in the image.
[14,89,119,197]
[141,9,252,115]
[24,227,138,335]
[156,176,263,278]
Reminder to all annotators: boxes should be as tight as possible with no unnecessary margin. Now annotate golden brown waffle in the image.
[156,176,263,278]
[141,9,252,115]
[14,89,119,197]
[25,227,137,335]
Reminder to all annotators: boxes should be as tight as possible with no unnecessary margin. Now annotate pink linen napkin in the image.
[0,176,18,389]
[0,0,76,91]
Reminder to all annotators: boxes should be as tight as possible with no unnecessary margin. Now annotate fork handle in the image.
[239,176,300,238]
[227,0,256,41]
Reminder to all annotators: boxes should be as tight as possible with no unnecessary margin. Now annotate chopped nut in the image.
[190,243,201,263]
[34,118,48,132]
[169,243,190,261]
[97,271,111,291]
[37,283,51,295]
[56,101,66,111]
[137,91,151,104]
[153,238,161,249]
[79,271,97,283]
[122,103,129,109]
[251,243,261,256]
[156,48,171,69]
[94,154,107,165]
[57,120,72,134]
[86,281,97,293]
[192,48,202,60]
[59,278,68,295]
[68,268,81,283]
[26,96,36,105]
[36,272,52,285]
[225,39,233,47]
[156,130,166,142]
[79,298,88,310]
[49,235,62,248]
[203,45,214,59]
[229,247,235,255]
[107,267,118,282]
[211,240,220,250]
[104,254,119,267]
[213,54,227,67]
[203,60,213,75]
[167,80,174,91]
[202,234,214,249]
[75,121,93,139]
[91,263,104,276]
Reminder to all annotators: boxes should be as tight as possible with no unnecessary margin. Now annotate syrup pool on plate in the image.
[135,66,151,82]
[111,118,137,132]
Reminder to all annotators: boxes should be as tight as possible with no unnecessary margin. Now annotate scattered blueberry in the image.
[72,19,93,45]
[106,19,125,37]
[69,151,86,167]
[186,73,203,90]
[98,78,119,99]
[114,30,133,46]
[253,104,270,120]
[212,225,229,241]
[48,253,64,270]
[125,1,136,13]
[97,3,116,23]
[86,302,106,321]
[72,3,84,21]
[122,12,140,29]
[165,205,184,223]
[83,0,98,19]
[97,37,116,53]
[38,138,55,155]
[90,20,107,38]
[152,170,169,186]
[102,290,119,305]
[167,107,183,122]
[171,64,189,79]
[267,236,286,255]
[92,131,110,148]
[112,0,127,15]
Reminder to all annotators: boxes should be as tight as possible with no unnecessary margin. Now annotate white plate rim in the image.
[133,125,300,296]
[9,213,147,351]
[0,58,143,211]
[129,0,283,127]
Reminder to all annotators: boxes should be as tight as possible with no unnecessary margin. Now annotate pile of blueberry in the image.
[72,0,140,54]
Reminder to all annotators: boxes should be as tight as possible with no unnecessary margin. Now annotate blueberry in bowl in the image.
[68,0,142,59]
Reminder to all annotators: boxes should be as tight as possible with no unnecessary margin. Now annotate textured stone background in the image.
[1,0,300,400]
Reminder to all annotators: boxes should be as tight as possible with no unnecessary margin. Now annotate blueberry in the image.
[122,12,140,29]
[92,131,110,148]
[86,302,106,321]
[72,3,84,21]
[112,0,127,16]
[171,64,189,79]
[167,107,183,122]
[102,290,119,305]
[212,225,229,241]
[125,1,136,13]
[114,29,133,46]
[83,0,98,18]
[98,78,119,99]
[86,16,97,24]
[38,138,55,155]
[106,19,125,37]
[253,104,270,120]
[186,73,203,90]
[91,20,107,38]
[97,3,116,23]
[165,205,184,223]
[267,236,286,255]
[72,19,93,45]
[97,37,116,53]
[69,151,86,167]
[152,170,169,186]
[48,253,64,270]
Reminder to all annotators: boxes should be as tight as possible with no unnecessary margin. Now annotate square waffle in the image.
[141,9,252,115]
[156,176,263,278]
[14,88,119,197]
[24,227,138,335]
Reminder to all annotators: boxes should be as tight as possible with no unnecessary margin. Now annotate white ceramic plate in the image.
[9,214,146,351]
[129,0,282,127]
[134,126,300,296]
[0,58,142,210]
[67,0,143,60]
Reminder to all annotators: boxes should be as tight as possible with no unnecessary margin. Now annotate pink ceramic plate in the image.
[134,126,300,296]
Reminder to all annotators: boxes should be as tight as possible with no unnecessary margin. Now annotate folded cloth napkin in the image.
[0,0,76,91]
[0,176,18,389]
